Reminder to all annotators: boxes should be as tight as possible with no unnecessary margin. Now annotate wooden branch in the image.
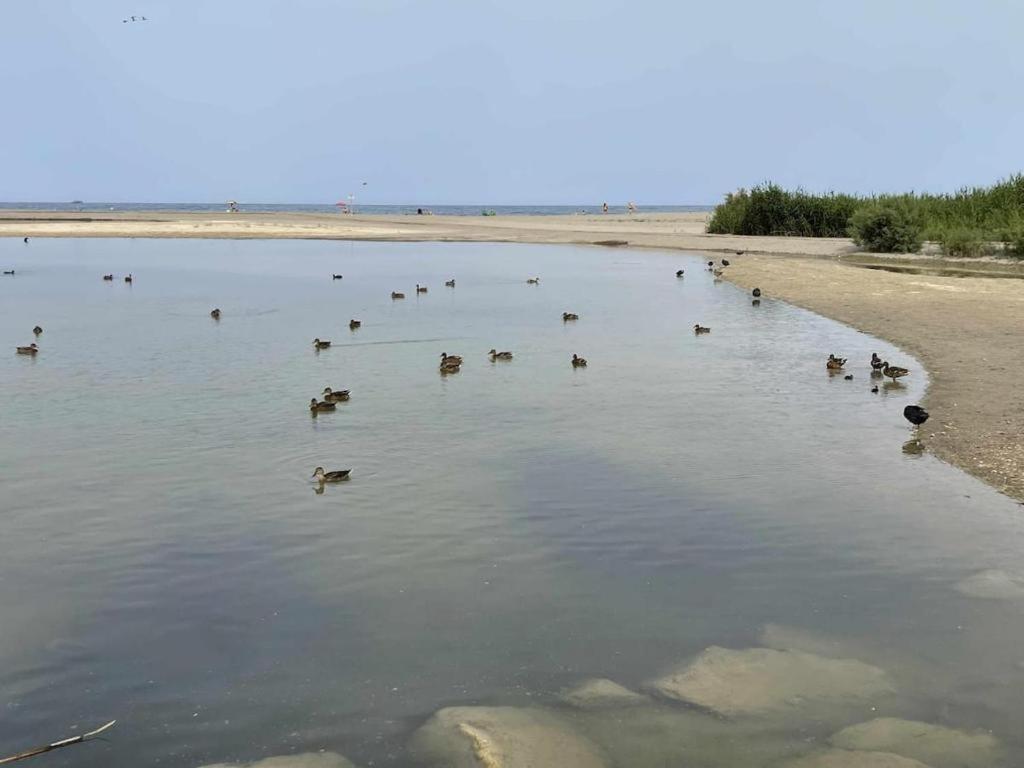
[0,721,116,765]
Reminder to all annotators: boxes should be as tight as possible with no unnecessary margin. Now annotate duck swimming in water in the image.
[526,277,540,284]
[310,398,336,412]
[103,274,114,281]
[882,362,910,382]
[445,279,456,287]
[693,324,711,334]
[210,309,221,319]
[349,319,361,330]
[488,349,513,361]
[313,338,331,349]
[571,354,587,368]
[676,269,685,277]
[826,355,846,370]
[391,291,405,299]
[440,352,463,366]
[33,326,42,336]
[562,312,579,321]
[322,387,350,402]
[124,274,133,283]
[16,343,38,355]
[332,274,343,280]
[416,284,428,293]
[312,466,351,482]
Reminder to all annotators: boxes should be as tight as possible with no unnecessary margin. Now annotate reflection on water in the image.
[2,239,1024,767]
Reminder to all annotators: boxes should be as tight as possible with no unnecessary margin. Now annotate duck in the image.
[706,261,714,269]
[826,355,847,370]
[904,405,930,426]
[882,362,910,382]
[349,319,361,330]
[3,270,15,275]
[445,279,456,287]
[676,269,685,277]
[312,466,351,482]
[562,312,579,321]
[332,274,343,280]
[571,353,588,368]
[488,349,513,361]
[210,309,221,319]
[313,338,331,349]
[844,374,854,381]
[752,287,762,298]
[33,325,42,336]
[440,352,463,366]
[310,398,336,412]
[735,250,745,256]
[871,384,879,394]
[322,387,351,402]
[439,360,461,374]
[124,273,133,283]
[102,274,114,281]
[416,284,428,293]
[16,343,38,355]
[526,277,540,284]
[693,324,711,334]
[870,353,885,371]
[391,291,405,299]
[721,259,730,267]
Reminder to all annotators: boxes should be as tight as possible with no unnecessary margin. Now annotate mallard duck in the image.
[33,325,42,335]
[322,387,350,402]
[210,309,221,319]
[562,312,579,321]
[102,274,114,281]
[844,374,853,381]
[310,398,336,412]
[526,277,540,284]
[312,466,351,482]
[445,279,456,287]
[313,338,331,349]
[904,405,929,425]
[826,355,847,370]
[488,349,513,361]
[693,324,711,334]
[16,343,38,355]
[332,274,343,280]
[571,353,588,368]
[441,352,463,366]
[882,362,910,382]
[124,273,133,283]
[752,287,762,298]
[349,319,361,330]
[416,284,428,293]
[870,353,885,370]
[721,259,730,267]
[439,360,461,374]
[391,291,405,299]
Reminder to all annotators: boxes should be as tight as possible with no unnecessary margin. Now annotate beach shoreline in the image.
[3,209,1022,501]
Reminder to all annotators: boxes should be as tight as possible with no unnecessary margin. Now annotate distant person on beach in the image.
[602,202,608,213]
[627,201,636,214]
[417,208,423,215]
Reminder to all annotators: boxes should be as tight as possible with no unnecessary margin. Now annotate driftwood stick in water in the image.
[0,720,116,764]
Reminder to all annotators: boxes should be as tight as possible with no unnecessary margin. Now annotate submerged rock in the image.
[559,678,649,709]
[784,749,932,768]
[830,718,1001,768]
[648,646,894,717]
[954,569,1024,600]
[410,706,607,768]
[199,754,358,768]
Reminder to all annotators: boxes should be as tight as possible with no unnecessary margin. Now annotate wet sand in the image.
[3,209,1022,501]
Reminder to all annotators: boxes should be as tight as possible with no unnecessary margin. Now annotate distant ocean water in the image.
[0,201,712,216]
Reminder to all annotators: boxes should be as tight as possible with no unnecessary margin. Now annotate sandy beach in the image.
[3,209,1022,501]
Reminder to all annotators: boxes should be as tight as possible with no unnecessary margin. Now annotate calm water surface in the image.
[2,239,1023,767]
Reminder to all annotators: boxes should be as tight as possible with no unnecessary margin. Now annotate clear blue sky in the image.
[2,1,1022,205]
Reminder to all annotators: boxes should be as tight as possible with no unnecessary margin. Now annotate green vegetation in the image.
[707,174,1024,256]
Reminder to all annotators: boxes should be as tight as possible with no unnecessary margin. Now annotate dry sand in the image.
[3,210,1022,501]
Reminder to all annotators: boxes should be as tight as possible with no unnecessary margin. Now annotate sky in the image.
[1,1,1022,205]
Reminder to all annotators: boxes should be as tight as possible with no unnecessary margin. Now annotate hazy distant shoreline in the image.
[2,208,1022,502]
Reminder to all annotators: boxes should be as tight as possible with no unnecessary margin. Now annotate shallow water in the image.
[2,239,1024,767]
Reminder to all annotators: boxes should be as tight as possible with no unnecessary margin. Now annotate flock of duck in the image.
[12,257,929,483]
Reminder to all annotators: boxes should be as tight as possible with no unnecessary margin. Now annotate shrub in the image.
[848,204,923,253]
[939,228,992,258]
[1000,226,1024,258]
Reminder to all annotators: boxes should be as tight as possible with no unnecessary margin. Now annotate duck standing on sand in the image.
[693,324,711,334]
[322,387,350,402]
[16,343,38,355]
[312,466,351,482]
[882,362,910,383]
[571,354,587,368]
[313,338,331,349]
[310,398,336,413]
[752,287,762,298]
[488,349,513,361]
[721,259,730,267]
[904,405,929,426]
[33,325,42,336]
